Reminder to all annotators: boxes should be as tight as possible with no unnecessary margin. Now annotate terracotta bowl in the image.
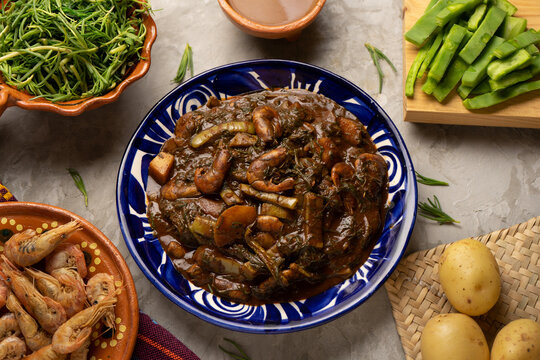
[217,0,326,40]
[0,10,157,117]
[0,202,139,359]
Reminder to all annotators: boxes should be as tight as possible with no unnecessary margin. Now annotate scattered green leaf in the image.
[418,195,459,224]
[174,43,193,83]
[415,171,449,186]
[365,43,397,93]
[67,168,88,207]
[218,338,251,360]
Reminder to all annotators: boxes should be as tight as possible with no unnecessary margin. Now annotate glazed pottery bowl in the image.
[0,201,139,357]
[116,59,417,334]
[0,9,156,117]
[217,0,326,40]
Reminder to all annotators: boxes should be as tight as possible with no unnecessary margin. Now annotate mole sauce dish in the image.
[146,89,389,305]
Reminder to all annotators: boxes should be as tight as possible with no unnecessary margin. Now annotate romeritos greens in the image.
[0,0,150,102]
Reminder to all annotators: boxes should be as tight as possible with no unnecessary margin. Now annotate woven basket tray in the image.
[384,215,540,360]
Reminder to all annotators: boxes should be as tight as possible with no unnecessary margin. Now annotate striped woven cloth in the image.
[0,182,201,360]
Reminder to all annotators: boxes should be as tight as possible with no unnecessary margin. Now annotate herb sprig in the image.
[67,168,88,207]
[415,171,449,186]
[174,43,193,84]
[364,43,397,93]
[0,0,150,102]
[218,338,252,360]
[418,195,459,224]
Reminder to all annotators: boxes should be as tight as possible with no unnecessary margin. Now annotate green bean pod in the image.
[463,80,540,109]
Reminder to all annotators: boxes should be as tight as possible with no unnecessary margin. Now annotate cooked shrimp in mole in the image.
[146,89,388,304]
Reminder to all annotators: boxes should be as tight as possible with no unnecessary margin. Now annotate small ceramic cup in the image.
[217,0,326,40]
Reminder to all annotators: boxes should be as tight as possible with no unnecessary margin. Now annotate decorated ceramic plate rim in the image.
[0,201,139,357]
[116,59,417,334]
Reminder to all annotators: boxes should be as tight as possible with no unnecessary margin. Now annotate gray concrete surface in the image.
[1,0,540,358]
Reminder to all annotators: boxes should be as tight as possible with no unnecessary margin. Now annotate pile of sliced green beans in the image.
[405,0,540,109]
[0,0,149,102]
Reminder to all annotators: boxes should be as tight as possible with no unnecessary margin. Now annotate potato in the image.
[439,238,501,316]
[491,319,540,360]
[421,313,489,360]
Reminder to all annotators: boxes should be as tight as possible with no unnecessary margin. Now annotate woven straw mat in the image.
[384,215,540,360]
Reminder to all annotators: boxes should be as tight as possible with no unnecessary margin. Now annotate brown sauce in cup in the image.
[228,0,318,26]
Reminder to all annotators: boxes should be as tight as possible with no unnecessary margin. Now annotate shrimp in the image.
[246,147,295,193]
[6,293,51,352]
[45,243,87,279]
[252,105,282,143]
[255,216,284,234]
[4,221,81,267]
[52,297,117,354]
[316,138,340,169]
[0,256,67,334]
[337,116,372,149]
[22,344,66,360]
[0,313,20,341]
[194,147,231,194]
[331,162,354,187]
[0,336,26,360]
[85,273,117,329]
[68,338,89,360]
[25,268,86,318]
[0,279,7,309]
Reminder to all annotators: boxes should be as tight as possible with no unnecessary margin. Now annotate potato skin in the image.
[491,319,540,360]
[421,313,489,360]
[439,238,501,316]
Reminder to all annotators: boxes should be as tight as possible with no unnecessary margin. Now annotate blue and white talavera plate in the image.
[116,59,417,333]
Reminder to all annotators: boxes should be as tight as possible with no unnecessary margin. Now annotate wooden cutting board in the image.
[403,0,540,128]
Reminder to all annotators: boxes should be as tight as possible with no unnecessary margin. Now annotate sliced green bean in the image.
[493,29,540,59]
[498,16,527,40]
[190,122,255,148]
[470,80,492,95]
[433,57,469,101]
[467,4,487,31]
[459,6,506,64]
[526,44,540,56]
[418,31,445,78]
[487,49,532,80]
[457,83,474,99]
[406,46,429,97]
[489,55,540,91]
[422,77,439,95]
[428,24,468,82]
[461,36,505,87]
[492,0,517,16]
[463,80,540,109]
[405,0,449,47]
[436,0,483,27]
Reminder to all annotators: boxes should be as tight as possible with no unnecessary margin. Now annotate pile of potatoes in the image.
[421,238,540,360]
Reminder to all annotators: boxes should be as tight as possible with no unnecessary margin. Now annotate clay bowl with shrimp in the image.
[117,59,417,333]
[0,201,138,358]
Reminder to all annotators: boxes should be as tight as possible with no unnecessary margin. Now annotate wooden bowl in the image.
[0,202,139,359]
[217,0,326,40]
[0,9,157,117]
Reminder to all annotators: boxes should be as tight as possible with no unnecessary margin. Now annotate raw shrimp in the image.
[85,273,117,329]
[0,256,67,334]
[52,297,117,354]
[0,335,26,360]
[22,344,66,360]
[0,279,7,309]
[4,221,81,267]
[45,243,88,278]
[68,338,89,360]
[6,293,51,352]
[0,313,20,341]
[25,268,86,318]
